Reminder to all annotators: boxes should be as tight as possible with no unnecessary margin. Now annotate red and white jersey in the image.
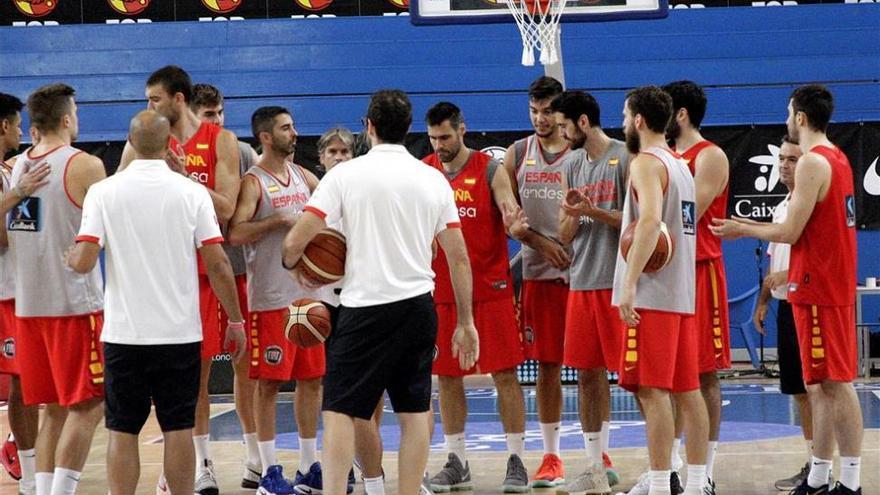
[0,161,14,301]
[680,140,728,261]
[788,144,857,307]
[424,150,513,303]
[169,121,222,190]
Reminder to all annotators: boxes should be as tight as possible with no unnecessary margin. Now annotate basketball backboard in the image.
[409,0,667,25]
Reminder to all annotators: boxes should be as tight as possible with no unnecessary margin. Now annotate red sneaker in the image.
[603,451,620,487]
[531,453,565,488]
[1,434,21,481]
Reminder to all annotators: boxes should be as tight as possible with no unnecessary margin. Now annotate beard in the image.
[567,129,586,149]
[787,121,799,143]
[625,125,641,155]
[666,119,681,142]
[272,137,295,157]
[437,142,461,163]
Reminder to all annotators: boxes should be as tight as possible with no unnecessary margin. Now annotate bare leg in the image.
[355,399,385,478]
[437,376,466,436]
[106,431,139,495]
[163,429,196,495]
[793,393,813,443]
[806,384,834,460]
[578,368,609,433]
[255,380,283,442]
[699,372,722,442]
[7,377,39,451]
[672,390,708,465]
[35,404,66,474]
[397,412,431,495]
[322,411,356,495]
[636,387,674,471]
[536,363,562,424]
[54,398,103,471]
[492,368,525,433]
[233,353,257,437]
[823,381,862,458]
[294,378,322,439]
[193,359,212,437]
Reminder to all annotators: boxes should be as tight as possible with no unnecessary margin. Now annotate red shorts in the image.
[563,289,622,372]
[521,280,568,364]
[617,310,699,394]
[248,308,325,381]
[16,313,105,406]
[433,298,524,377]
[695,259,730,373]
[0,300,18,375]
[200,274,249,360]
[792,304,857,385]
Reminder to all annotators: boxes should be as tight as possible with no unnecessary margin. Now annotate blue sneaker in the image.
[294,462,354,495]
[348,468,356,491]
[258,465,296,495]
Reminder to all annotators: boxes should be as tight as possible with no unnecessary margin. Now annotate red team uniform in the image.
[425,151,524,376]
[680,140,731,373]
[788,145,858,384]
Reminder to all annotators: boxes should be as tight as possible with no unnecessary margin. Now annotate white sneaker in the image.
[195,459,219,495]
[242,460,263,490]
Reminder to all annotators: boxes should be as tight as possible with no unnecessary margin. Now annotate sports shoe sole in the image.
[430,482,474,493]
[242,478,260,489]
[531,478,565,488]
[606,469,620,488]
[502,483,531,493]
[196,488,219,495]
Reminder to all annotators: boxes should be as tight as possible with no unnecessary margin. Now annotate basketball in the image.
[296,228,346,286]
[285,298,332,348]
[619,221,675,273]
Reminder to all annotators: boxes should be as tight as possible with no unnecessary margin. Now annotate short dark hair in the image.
[191,83,223,111]
[425,101,463,128]
[27,83,75,133]
[781,134,798,146]
[0,93,23,123]
[662,80,707,128]
[550,91,601,128]
[528,76,563,102]
[146,65,193,104]
[790,84,834,132]
[367,89,411,144]
[251,106,290,140]
[626,86,673,134]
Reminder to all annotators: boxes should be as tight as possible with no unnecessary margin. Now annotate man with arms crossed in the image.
[712,85,862,495]
[282,89,479,495]
[66,110,245,495]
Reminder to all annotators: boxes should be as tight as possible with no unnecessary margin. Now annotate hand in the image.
[709,218,745,240]
[752,302,767,335]
[224,322,246,362]
[536,236,571,270]
[291,265,324,290]
[280,211,301,228]
[764,271,788,292]
[16,162,50,197]
[451,321,479,371]
[561,188,596,218]
[501,203,530,240]
[165,144,187,176]
[617,284,640,326]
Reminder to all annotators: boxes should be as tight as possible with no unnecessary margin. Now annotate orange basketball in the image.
[619,221,675,273]
[285,299,332,348]
[296,228,346,286]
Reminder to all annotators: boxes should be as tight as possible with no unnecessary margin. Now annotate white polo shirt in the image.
[305,144,460,307]
[76,159,222,345]
[767,194,791,301]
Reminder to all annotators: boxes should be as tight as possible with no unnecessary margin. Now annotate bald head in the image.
[129,110,170,159]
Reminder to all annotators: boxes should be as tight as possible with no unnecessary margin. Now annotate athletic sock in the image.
[258,440,276,475]
[35,472,53,495]
[671,438,684,472]
[445,434,467,463]
[583,431,602,465]
[364,475,386,495]
[540,422,561,456]
[243,432,261,466]
[600,421,611,453]
[839,456,860,491]
[19,448,36,490]
[299,437,318,474]
[807,456,832,488]
[193,434,211,470]
[705,441,718,479]
[506,433,525,459]
[49,467,80,495]
[649,470,672,494]
[683,464,706,494]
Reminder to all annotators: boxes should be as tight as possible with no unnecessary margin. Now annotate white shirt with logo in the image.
[767,194,791,300]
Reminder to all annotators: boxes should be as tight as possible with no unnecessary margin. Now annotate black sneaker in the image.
[776,463,811,491]
[702,478,717,495]
[829,482,862,495]
[671,471,684,494]
[789,478,829,495]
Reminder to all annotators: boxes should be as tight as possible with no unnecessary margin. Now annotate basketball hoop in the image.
[505,0,566,66]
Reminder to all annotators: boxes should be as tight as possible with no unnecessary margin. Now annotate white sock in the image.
[49,467,80,495]
[839,456,860,491]
[505,433,525,459]
[683,464,706,494]
[299,437,318,474]
[364,475,386,495]
[258,440,276,475]
[243,432,261,466]
[671,438,684,472]
[805,439,813,464]
[193,434,211,470]
[444,434,467,463]
[35,472,53,495]
[649,470,672,494]
[807,456,832,488]
[705,441,718,479]
[600,421,611,453]
[583,431,602,465]
[540,422,561,456]
[19,448,36,489]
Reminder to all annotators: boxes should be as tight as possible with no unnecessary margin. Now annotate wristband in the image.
[228,320,244,330]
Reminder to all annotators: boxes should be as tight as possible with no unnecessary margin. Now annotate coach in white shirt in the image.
[66,110,246,495]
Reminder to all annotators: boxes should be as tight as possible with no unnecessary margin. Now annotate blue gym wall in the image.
[1,4,878,357]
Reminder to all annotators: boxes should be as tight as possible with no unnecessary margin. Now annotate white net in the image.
[505,0,566,66]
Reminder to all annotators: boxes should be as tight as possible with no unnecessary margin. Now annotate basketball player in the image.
[552,90,629,493]
[423,101,530,494]
[501,76,573,489]
[228,106,327,495]
[663,81,730,493]
[8,83,107,495]
[67,110,246,495]
[750,136,815,491]
[0,92,43,495]
[613,86,709,495]
[712,85,863,495]
[190,82,262,489]
[282,89,479,495]
[120,66,241,495]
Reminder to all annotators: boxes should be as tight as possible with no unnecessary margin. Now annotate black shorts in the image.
[323,293,436,420]
[776,300,807,395]
[104,342,201,434]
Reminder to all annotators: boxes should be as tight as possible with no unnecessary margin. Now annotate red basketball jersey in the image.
[788,145,857,306]
[169,121,222,190]
[680,140,728,261]
[424,151,513,303]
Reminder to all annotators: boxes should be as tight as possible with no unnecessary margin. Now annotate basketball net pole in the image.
[542,27,565,89]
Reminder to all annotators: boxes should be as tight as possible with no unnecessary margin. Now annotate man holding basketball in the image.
[282,89,479,495]
[228,106,327,495]
[614,86,709,495]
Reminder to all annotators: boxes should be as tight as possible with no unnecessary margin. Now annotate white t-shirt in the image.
[767,194,791,301]
[305,144,460,307]
[77,159,223,345]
